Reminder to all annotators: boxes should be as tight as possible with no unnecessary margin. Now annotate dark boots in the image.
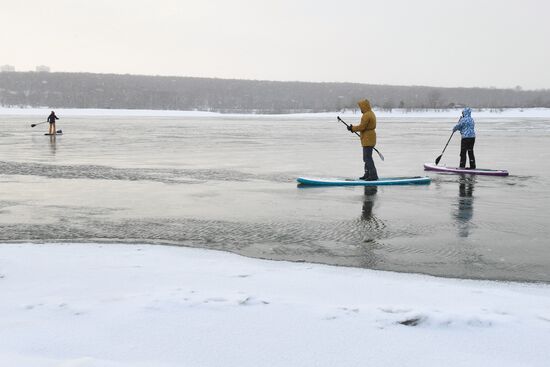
[362,147,379,180]
[359,174,378,181]
[460,138,476,169]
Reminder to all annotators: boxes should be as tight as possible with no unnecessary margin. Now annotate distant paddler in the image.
[47,111,59,135]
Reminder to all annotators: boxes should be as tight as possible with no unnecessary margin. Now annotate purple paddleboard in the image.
[424,163,509,176]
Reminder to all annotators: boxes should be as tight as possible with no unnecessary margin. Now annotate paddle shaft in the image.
[31,121,48,127]
[435,130,455,165]
[337,116,384,161]
[339,117,360,138]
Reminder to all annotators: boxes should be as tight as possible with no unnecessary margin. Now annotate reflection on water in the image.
[357,186,381,268]
[454,176,475,238]
[49,135,57,155]
[361,186,378,221]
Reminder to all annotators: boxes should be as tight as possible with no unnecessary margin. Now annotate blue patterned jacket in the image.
[453,108,476,138]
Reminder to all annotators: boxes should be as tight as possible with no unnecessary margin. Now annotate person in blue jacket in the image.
[453,107,476,169]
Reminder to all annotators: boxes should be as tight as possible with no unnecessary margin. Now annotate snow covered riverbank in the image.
[1,243,549,367]
[2,107,550,119]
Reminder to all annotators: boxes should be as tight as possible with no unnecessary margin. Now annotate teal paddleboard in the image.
[297,176,431,186]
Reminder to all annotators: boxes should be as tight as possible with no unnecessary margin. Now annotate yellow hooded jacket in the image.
[351,99,376,147]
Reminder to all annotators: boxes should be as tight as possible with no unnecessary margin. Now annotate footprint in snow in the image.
[378,306,412,314]
[375,305,498,328]
[24,303,44,310]
[392,313,493,328]
[398,316,426,326]
[238,296,269,306]
[322,306,359,321]
[203,297,227,303]
[338,307,360,314]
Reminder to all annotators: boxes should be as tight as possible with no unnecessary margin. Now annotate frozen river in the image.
[1,111,549,282]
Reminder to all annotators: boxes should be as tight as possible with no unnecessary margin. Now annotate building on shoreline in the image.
[36,65,51,72]
[1,65,15,72]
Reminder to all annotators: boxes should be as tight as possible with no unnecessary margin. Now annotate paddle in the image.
[337,116,384,161]
[31,121,47,128]
[435,131,455,165]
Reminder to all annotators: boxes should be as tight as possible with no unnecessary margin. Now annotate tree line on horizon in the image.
[1,71,549,113]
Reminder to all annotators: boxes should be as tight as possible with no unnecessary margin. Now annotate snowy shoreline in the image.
[2,243,550,367]
[1,107,550,119]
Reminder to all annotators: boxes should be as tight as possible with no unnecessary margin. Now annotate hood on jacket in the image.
[462,107,472,117]
[358,99,372,113]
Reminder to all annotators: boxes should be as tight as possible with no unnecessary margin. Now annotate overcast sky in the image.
[1,0,548,89]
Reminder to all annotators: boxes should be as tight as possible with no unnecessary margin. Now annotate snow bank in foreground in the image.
[1,243,549,367]
[1,107,550,119]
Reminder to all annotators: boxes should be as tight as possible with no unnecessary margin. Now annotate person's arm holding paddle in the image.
[453,112,465,134]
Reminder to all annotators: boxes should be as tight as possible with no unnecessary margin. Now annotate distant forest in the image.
[1,71,550,113]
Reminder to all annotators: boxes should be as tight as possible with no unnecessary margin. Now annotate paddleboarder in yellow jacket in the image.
[347,99,378,180]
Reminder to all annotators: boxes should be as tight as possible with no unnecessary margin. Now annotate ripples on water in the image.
[1,116,550,282]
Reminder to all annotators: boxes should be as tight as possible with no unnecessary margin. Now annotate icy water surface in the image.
[1,114,549,282]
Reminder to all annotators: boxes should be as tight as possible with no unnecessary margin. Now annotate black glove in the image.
[347,125,353,132]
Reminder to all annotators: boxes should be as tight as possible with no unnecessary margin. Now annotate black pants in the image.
[362,147,378,179]
[460,138,476,169]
